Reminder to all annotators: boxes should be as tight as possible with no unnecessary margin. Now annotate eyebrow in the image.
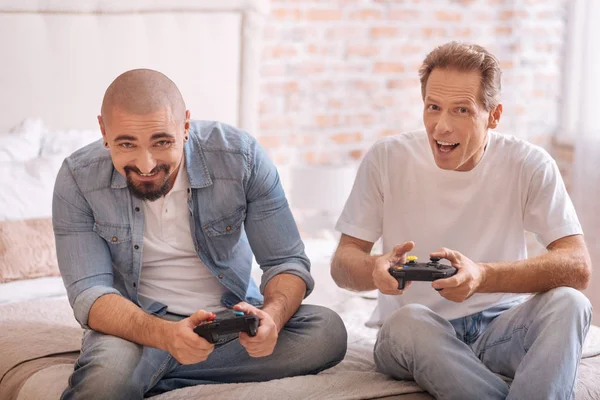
[425,96,475,106]
[113,132,176,142]
[150,132,176,141]
[114,134,137,142]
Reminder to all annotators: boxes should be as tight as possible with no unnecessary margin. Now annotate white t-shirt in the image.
[138,162,227,316]
[336,130,582,325]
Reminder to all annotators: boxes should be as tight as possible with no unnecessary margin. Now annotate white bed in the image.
[1,1,600,399]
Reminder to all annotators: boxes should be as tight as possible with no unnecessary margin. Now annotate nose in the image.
[435,111,453,136]
[137,151,157,174]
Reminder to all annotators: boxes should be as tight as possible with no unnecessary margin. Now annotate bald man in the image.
[52,69,347,400]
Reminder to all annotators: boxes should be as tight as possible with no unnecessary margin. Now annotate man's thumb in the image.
[392,241,414,257]
[187,310,214,327]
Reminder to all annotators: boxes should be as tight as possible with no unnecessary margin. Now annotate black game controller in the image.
[193,313,259,344]
[388,256,457,290]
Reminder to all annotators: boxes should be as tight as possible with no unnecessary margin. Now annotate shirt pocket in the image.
[93,222,133,272]
[202,206,246,261]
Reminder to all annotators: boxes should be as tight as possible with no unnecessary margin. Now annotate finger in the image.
[430,248,460,265]
[432,271,466,289]
[391,241,415,260]
[186,309,216,327]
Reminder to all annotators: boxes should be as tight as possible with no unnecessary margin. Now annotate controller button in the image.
[430,257,441,262]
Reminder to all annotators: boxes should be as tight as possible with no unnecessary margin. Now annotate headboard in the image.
[0,0,268,133]
[0,0,268,221]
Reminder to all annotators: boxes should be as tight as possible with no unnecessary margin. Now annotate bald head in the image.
[101,69,186,124]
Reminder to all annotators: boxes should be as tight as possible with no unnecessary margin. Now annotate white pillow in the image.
[0,156,64,220]
[0,119,45,162]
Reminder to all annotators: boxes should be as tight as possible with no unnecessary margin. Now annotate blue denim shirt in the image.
[52,120,313,329]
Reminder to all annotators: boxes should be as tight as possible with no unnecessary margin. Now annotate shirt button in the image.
[111,237,118,242]
[135,207,140,212]
[134,245,139,250]
[218,274,224,279]
[133,282,137,287]
[226,226,232,232]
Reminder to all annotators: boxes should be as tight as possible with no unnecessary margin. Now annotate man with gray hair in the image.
[53,69,347,399]
[331,41,592,400]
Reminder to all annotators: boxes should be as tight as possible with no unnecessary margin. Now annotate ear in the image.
[98,115,106,139]
[488,103,503,129]
[184,110,191,140]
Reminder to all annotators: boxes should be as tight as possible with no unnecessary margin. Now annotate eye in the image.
[427,104,440,111]
[155,140,173,148]
[118,142,134,149]
[458,107,469,114]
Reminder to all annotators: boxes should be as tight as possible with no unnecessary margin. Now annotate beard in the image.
[124,164,172,201]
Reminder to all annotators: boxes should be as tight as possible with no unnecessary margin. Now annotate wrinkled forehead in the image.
[425,68,482,104]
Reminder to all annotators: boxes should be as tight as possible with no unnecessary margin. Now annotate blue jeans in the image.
[374,287,592,400]
[61,305,347,400]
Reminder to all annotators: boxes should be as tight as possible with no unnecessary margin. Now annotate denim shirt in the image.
[52,120,313,329]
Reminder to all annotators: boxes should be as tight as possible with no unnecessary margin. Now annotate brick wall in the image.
[257,0,568,167]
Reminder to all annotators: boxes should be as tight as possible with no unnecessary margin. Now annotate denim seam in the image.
[479,325,529,357]
[148,354,173,391]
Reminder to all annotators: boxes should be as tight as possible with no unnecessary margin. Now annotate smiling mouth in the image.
[436,140,459,153]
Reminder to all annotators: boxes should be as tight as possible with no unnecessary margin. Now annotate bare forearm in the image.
[88,294,171,350]
[261,274,306,332]
[331,245,378,291]
[479,245,591,293]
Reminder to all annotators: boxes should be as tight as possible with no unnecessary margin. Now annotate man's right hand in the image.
[372,241,415,295]
[164,309,216,365]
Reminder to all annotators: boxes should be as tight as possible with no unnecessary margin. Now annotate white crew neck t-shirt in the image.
[138,161,227,316]
[336,130,582,325]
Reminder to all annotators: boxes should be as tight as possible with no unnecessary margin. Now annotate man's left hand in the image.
[430,248,486,302]
[233,302,278,357]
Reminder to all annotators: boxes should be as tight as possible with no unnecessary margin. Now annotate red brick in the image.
[263,45,297,59]
[453,27,473,38]
[435,11,462,22]
[374,62,405,73]
[306,9,344,21]
[390,43,424,56]
[314,115,341,128]
[499,10,529,20]
[495,26,513,35]
[331,132,363,144]
[350,8,383,20]
[271,8,303,21]
[386,79,417,89]
[344,114,375,125]
[370,26,400,38]
[349,149,364,160]
[422,27,447,39]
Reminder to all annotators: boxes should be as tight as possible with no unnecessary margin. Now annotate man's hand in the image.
[431,248,486,302]
[234,302,278,357]
[373,241,415,295]
[165,309,216,365]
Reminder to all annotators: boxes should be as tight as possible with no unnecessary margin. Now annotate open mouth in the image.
[436,140,459,153]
